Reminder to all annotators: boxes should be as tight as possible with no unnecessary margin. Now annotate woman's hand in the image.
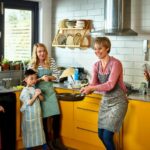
[41,75,50,82]
[80,86,94,95]
[41,75,56,81]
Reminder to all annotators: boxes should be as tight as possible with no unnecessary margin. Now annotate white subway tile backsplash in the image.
[81,3,94,10]
[122,61,134,69]
[94,15,104,22]
[74,10,87,17]
[88,10,102,16]
[124,41,143,48]
[133,48,143,55]
[117,48,134,55]
[124,55,144,62]
[52,0,150,87]
[111,41,125,48]
[124,75,134,83]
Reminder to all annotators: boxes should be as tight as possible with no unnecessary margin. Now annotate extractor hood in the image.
[91,0,138,36]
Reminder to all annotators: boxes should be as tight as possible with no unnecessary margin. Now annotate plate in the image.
[57,34,67,45]
[66,35,74,45]
[73,33,82,45]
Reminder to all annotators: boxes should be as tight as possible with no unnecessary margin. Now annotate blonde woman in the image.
[29,43,67,150]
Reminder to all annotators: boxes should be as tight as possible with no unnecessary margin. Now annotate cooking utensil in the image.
[57,93,85,101]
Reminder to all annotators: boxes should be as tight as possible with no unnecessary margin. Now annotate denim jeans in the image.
[98,128,115,150]
[26,143,48,150]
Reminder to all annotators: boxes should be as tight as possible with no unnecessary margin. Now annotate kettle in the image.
[2,78,12,89]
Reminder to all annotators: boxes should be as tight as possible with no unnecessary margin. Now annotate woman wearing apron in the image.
[81,37,128,150]
[29,43,67,150]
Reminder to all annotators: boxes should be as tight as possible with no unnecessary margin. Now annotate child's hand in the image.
[35,89,42,96]
[0,105,5,112]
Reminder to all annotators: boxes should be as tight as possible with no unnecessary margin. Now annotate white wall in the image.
[51,0,150,88]
[28,0,52,54]
[38,0,52,54]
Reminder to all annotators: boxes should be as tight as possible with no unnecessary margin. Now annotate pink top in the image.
[90,56,127,93]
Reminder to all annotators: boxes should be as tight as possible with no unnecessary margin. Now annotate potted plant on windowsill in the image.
[13,61,21,70]
[1,58,10,71]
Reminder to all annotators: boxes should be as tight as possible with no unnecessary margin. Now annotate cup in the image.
[73,80,81,89]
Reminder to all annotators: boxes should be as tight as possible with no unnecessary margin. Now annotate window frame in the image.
[0,0,39,60]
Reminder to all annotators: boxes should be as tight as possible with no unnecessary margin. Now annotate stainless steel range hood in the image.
[91,0,138,36]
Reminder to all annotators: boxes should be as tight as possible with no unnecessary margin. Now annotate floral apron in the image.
[36,67,60,118]
[98,67,128,132]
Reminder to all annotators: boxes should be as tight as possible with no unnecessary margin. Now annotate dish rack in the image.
[52,20,91,48]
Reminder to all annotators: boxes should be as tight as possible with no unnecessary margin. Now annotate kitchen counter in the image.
[0,86,20,93]
[53,82,150,102]
[128,93,150,102]
[1,82,150,101]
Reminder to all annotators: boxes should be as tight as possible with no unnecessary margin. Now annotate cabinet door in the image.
[15,91,22,141]
[15,91,24,150]
[123,100,150,150]
[74,96,105,149]
[55,88,74,138]
[59,100,74,138]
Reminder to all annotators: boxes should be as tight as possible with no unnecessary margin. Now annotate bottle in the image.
[74,68,79,81]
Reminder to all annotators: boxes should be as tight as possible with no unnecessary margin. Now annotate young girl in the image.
[20,69,48,150]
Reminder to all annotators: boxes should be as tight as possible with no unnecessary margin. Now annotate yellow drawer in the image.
[75,106,98,124]
[74,122,105,148]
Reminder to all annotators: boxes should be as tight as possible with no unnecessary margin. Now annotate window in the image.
[0,0,39,61]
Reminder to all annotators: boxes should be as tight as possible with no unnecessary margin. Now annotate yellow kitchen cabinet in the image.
[15,91,24,150]
[56,88,105,150]
[56,88,122,150]
[56,88,74,139]
[122,100,150,150]
[74,94,105,150]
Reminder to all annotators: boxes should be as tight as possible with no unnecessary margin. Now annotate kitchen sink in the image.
[56,93,85,101]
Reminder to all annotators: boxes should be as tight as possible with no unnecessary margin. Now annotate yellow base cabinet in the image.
[15,91,24,150]
[16,88,150,150]
[122,100,150,150]
[56,88,106,150]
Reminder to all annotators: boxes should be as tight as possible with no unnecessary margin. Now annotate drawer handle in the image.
[76,126,97,133]
[77,106,98,112]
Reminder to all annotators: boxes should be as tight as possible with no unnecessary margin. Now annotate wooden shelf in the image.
[52,20,91,48]
[59,28,84,30]
[52,44,80,48]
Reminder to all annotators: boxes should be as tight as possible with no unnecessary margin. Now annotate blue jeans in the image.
[98,128,115,150]
[26,143,48,150]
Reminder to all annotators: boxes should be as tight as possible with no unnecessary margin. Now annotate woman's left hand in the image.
[41,75,50,82]
[80,86,94,95]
